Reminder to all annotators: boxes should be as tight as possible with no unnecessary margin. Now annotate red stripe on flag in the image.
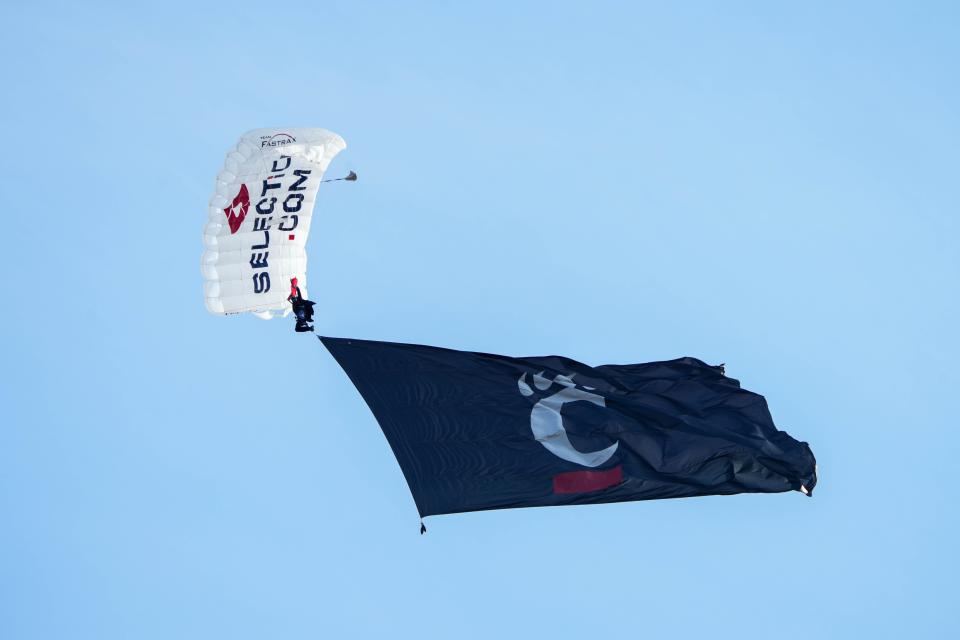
[553,465,623,494]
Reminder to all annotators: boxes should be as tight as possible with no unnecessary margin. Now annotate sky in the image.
[1,1,958,638]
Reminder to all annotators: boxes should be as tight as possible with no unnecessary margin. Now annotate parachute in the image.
[201,128,347,318]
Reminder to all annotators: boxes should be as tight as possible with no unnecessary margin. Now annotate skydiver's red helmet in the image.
[290,277,298,287]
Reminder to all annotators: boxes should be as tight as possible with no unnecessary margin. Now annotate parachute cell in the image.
[201,128,346,318]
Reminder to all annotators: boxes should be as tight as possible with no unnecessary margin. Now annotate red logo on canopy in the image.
[223,184,250,234]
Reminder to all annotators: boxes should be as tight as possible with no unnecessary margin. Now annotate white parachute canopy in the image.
[201,128,346,318]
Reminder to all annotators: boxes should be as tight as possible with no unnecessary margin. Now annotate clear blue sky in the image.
[2,2,957,638]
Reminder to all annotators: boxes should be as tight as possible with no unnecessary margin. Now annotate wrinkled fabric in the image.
[322,337,817,518]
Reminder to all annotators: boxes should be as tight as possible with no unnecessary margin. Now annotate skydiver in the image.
[287,277,316,333]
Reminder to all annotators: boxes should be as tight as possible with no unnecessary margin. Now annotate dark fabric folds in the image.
[322,337,817,518]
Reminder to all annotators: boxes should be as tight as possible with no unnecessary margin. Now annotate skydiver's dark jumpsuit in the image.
[288,284,315,332]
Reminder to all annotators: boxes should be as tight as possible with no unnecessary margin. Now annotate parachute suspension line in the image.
[321,171,358,184]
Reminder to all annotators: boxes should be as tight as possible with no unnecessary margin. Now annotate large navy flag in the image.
[322,337,817,518]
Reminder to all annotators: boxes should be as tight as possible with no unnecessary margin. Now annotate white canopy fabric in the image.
[201,128,346,318]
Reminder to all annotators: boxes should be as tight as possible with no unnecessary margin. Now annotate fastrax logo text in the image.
[260,133,296,148]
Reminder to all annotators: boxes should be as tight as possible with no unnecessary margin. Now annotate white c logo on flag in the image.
[518,373,619,468]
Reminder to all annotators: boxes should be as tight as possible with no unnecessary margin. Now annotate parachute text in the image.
[250,155,311,294]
